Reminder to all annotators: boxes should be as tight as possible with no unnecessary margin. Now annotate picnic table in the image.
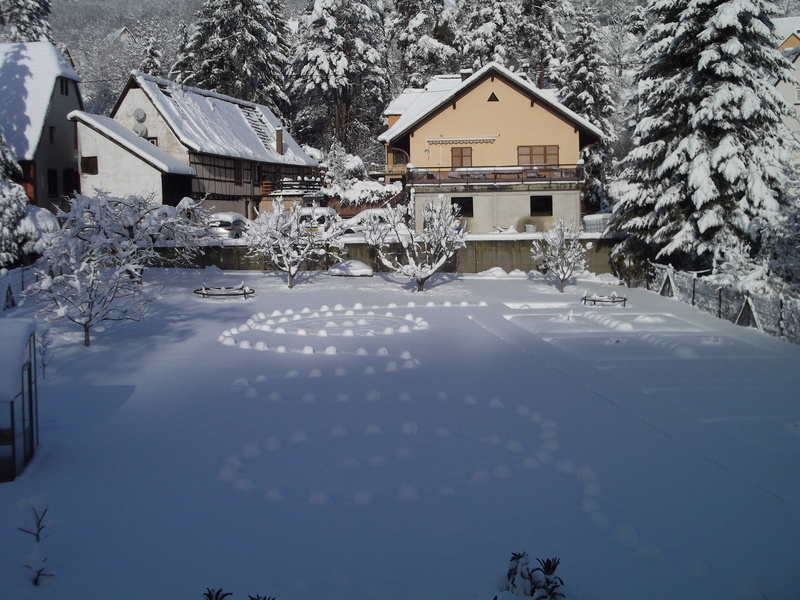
[582,294,627,307]
[194,282,255,299]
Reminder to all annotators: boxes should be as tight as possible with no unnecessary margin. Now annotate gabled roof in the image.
[0,42,81,161]
[774,16,800,44]
[112,72,317,168]
[67,111,196,175]
[378,62,604,146]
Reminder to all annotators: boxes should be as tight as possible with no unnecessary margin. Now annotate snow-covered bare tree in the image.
[559,8,617,211]
[392,0,458,88]
[456,0,520,71]
[244,200,343,288]
[516,0,574,88]
[23,192,210,345]
[365,196,466,292]
[530,217,587,292]
[173,0,291,118]
[612,0,799,273]
[290,0,389,157]
[0,0,54,43]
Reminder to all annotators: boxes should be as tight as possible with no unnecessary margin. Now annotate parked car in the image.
[297,206,339,233]
[209,212,247,239]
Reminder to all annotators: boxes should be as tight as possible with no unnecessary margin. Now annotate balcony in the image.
[261,176,323,196]
[408,164,584,187]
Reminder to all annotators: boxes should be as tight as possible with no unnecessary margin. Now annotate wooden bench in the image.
[582,294,627,307]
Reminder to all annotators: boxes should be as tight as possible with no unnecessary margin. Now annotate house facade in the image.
[774,17,800,160]
[0,42,83,213]
[377,63,603,233]
[70,72,320,216]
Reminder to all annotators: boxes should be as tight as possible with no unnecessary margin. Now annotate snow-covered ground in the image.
[1,268,799,600]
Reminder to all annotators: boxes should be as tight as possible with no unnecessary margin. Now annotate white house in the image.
[0,42,83,212]
[69,72,320,216]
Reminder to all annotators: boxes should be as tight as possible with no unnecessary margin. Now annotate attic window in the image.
[158,84,172,97]
[59,78,69,96]
[488,93,499,102]
[81,156,99,175]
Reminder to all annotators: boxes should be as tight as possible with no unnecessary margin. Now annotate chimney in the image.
[460,68,473,81]
[276,127,284,155]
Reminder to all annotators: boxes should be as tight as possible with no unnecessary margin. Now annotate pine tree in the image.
[290,0,389,156]
[393,0,458,88]
[0,0,54,44]
[612,0,799,272]
[174,0,291,119]
[517,0,574,88]
[139,36,163,77]
[0,133,27,269]
[456,0,521,71]
[559,9,617,211]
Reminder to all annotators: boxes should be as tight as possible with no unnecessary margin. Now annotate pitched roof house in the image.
[0,42,83,212]
[772,17,800,161]
[378,62,603,233]
[69,72,319,216]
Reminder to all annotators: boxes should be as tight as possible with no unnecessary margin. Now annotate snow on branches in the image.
[365,196,466,292]
[530,217,587,292]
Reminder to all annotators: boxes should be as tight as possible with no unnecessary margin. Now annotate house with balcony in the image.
[69,72,320,217]
[0,42,83,213]
[377,62,604,233]
[773,17,800,162]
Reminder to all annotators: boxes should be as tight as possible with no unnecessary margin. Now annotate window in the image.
[233,160,243,185]
[49,126,55,144]
[518,145,559,166]
[451,197,474,218]
[59,78,69,96]
[451,147,472,168]
[251,163,261,186]
[81,156,99,175]
[795,87,800,103]
[530,195,553,216]
[47,169,58,196]
[146,137,159,147]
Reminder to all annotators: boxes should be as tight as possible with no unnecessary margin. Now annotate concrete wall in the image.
[189,238,615,275]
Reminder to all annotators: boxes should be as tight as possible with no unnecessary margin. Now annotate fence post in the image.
[718,287,722,319]
[691,277,696,306]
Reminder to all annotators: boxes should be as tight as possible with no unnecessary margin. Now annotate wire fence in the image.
[0,266,35,313]
[633,264,800,344]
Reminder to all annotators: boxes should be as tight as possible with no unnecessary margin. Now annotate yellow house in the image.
[378,62,603,233]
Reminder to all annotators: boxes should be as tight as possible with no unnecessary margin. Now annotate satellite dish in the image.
[133,108,146,123]
[132,123,148,138]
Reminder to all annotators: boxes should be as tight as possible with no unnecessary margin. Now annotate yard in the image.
[0,267,798,600]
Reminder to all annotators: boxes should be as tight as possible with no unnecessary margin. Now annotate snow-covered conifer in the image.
[612,0,799,272]
[393,0,458,87]
[290,0,389,155]
[365,196,466,291]
[456,0,521,71]
[559,9,617,211]
[138,36,163,77]
[0,0,54,44]
[0,134,27,269]
[516,0,574,88]
[174,0,291,118]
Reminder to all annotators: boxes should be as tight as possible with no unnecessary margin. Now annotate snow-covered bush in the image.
[0,179,28,268]
[500,552,566,599]
[531,218,587,292]
[322,141,400,207]
[244,200,344,289]
[365,196,466,292]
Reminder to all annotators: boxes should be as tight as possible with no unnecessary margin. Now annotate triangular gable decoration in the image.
[488,92,499,102]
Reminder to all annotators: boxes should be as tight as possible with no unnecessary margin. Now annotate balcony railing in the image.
[261,176,323,195]
[407,164,584,186]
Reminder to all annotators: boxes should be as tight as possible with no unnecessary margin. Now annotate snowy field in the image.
[1,267,799,600]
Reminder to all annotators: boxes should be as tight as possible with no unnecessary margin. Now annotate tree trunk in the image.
[416,277,427,292]
[83,323,91,346]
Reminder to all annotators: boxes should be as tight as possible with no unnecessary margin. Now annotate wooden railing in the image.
[261,177,322,195]
[408,164,584,186]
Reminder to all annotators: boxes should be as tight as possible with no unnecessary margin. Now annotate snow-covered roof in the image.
[0,318,35,401]
[67,111,196,175]
[378,62,604,144]
[774,16,800,43]
[119,72,317,168]
[0,42,81,162]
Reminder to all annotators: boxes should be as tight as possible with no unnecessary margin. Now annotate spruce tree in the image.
[290,0,389,156]
[612,0,799,272]
[174,0,291,119]
[139,37,163,77]
[393,0,458,88]
[559,9,617,211]
[517,0,574,88]
[0,134,27,269]
[456,0,521,71]
[0,0,54,44]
